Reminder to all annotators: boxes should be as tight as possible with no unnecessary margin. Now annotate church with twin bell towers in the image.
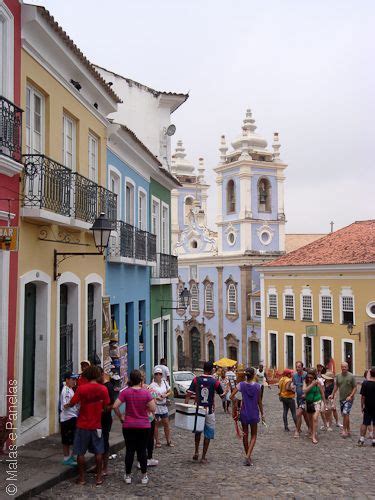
[170,109,288,370]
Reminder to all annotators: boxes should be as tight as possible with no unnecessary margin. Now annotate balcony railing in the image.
[0,96,23,163]
[22,154,117,225]
[152,253,178,279]
[109,221,156,262]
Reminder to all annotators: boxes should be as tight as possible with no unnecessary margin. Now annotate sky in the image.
[29,0,375,233]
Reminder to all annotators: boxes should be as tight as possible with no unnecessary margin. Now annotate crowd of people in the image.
[58,357,375,487]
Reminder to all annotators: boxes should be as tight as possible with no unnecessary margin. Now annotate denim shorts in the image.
[155,412,169,421]
[340,399,353,415]
[73,428,104,455]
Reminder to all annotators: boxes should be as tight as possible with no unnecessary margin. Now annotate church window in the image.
[227,232,236,245]
[190,282,199,313]
[255,301,261,317]
[204,282,214,314]
[184,196,194,224]
[191,240,198,249]
[258,177,271,212]
[227,284,237,315]
[226,179,236,213]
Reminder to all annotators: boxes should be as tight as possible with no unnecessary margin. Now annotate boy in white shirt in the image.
[60,372,79,466]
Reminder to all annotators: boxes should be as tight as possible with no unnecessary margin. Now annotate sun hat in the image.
[322,371,334,380]
[80,359,90,366]
[154,367,163,374]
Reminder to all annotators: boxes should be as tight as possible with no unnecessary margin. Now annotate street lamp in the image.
[54,212,112,280]
[180,287,191,309]
[346,322,361,341]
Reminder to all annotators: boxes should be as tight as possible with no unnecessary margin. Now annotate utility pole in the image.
[330,221,334,233]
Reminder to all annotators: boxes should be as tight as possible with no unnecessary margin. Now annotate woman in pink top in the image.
[113,370,156,485]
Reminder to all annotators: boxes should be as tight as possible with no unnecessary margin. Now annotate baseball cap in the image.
[154,367,163,374]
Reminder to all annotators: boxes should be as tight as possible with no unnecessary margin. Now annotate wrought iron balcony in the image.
[109,221,156,263]
[152,253,178,280]
[22,154,117,226]
[0,96,23,163]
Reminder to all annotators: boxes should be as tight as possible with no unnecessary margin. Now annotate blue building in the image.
[105,123,159,378]
[171,110,287,369]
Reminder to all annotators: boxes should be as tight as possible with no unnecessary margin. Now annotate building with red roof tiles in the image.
[257,220,375,376]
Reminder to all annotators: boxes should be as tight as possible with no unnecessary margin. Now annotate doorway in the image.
[303,336,313,368]
[343,341,353,373]
[249,340,259,367]
[208,340,215,363]
[87,284,96,364]
[322,338,332,367]
[369,324,375,367]
[285,334,294,369]
[60,284,73,383]
[190,327,201,369]
[228,346,238,361]
[177,336,184,369]
[22,283,36,421]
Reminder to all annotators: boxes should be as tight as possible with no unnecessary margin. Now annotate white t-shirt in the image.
[149,380,170,415]
[154,364,170,381]
[60,385,79,422]
[256,369,265,386]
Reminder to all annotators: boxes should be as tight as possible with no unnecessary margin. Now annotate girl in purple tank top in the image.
[231,367,264,466]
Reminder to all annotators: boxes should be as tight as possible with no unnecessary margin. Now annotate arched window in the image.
[190,282,199,313]
[208,340,215,363]
[227,284,237,315]
[204,283,214,314]
[258,177,271,212]
[184,196,194,224]
[226,179,236,213]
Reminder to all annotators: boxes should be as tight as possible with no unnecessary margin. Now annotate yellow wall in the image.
[263,270,375,376]
[18,50,109,435]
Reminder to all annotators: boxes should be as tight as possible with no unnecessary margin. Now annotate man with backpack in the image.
[185,361,225,463]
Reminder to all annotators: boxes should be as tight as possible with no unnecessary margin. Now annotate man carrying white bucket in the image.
[185,361,224,463]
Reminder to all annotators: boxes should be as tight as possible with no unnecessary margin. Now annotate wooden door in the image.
[22,283,36,421]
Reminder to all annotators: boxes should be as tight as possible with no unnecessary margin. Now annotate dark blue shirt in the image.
[188,375,223,413]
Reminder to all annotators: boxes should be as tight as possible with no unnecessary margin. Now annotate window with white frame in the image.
[138,190,146,230]
[0,4,13,99]
[268,293,278,318]
[321,295,333,322]
[341,295,354,324]
[62,114,76,170]
[151,198,160,251]
[88,133,98,182]
[125,181,134,225]
[227,284,237,315]
[190,282,199,312]
[255,300,261,317]
[109,170,121,220]
[161,204,169,253]
[301,294,313,321]
[204,282,214,313]
[284,294,295,320]
[26,85,44,154]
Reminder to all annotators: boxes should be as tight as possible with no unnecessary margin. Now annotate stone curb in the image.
[15,409,176,499]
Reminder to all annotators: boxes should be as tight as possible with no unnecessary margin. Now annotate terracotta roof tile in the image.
[37,6,122,104]
[263,220,375,267]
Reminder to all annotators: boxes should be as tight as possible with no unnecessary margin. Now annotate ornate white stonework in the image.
[257,224,274,246]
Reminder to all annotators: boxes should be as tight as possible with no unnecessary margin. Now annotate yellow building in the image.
[17,5,120,444]
[259,221,375,377]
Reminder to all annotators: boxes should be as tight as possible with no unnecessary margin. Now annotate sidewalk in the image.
[0,408,176,499]
[0,419,124,500]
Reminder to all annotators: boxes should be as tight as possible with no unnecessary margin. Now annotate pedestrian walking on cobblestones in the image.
[358,367,375,447]
[292,361,307,438]
[231,367,264,466]
[304,369,326,444]
[330,362,357,438]
[256,364,270,401]
[321,371,335,431]
[149,367,174,447]
[219,369,230,413]
[278,369,297,432]
[113,369,156,485]
[185,361,224,463]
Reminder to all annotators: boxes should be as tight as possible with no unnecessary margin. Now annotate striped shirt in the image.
[118,387,152,429]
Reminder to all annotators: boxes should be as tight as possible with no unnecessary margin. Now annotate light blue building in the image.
[171,110,287,369]
[105,123,159,378]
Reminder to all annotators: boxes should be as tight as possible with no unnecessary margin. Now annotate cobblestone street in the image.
[34,387,374,499]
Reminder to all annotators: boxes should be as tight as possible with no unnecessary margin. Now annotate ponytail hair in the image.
[245,367,255,380]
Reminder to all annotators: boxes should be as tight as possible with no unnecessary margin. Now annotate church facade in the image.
[171,110,287,369]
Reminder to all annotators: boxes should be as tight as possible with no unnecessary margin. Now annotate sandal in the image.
[166,442,175,447]
[155,442,162,448]
[193,453,199,461]
[75,479,86,486]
